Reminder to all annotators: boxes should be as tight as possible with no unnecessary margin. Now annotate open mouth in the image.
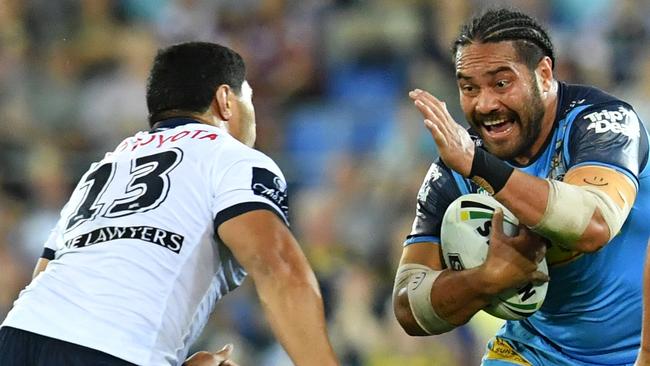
[482,118,515,137]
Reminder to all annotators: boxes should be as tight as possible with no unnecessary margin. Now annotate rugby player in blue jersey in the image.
[393,8,650,365]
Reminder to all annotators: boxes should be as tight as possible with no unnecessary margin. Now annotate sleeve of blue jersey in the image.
[405,160,461,246]
[564,101,649,189]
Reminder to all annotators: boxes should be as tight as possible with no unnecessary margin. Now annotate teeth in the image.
[483,118,507,126]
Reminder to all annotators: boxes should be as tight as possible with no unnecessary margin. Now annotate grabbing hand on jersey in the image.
[409,89,475,177]
[482,209,549,294]
[184,344,239,366]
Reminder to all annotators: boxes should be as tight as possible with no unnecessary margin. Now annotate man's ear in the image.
[536,56,554,94]
[214,84,233,121]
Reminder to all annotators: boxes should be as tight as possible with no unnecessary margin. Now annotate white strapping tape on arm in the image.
[532,179,629,249]
[394,263,454,335]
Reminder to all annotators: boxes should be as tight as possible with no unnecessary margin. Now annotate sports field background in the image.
[1,0,649,365]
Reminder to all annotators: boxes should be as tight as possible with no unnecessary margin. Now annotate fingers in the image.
[425,119,448,147]
[515,225,549,260]
[414,99,449,134]
[441,101,456,125]
[183,345,237,366]
[530,270,550,286]
[410,89,453,132]
[214,344,233,358]
[218,360,239,366]
[535,243,547,263]
[490,208,505,240]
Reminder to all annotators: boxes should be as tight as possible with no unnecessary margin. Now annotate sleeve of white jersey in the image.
[212,151,290,230]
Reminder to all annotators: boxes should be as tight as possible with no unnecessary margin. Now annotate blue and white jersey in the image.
[407,82,650,364]
[2,118,290,365]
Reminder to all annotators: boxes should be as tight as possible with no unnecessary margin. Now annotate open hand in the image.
[409,89,475,177]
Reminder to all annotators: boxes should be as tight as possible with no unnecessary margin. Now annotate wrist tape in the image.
[469,148,515,195]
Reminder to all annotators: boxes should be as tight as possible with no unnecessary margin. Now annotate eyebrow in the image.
[456,66,514,80]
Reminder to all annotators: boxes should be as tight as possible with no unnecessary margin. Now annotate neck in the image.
[512,80,559,165]
[149,110,216,127]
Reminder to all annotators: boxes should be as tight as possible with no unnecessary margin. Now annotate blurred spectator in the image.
[0,193,29,319]
[78,27,155,152]
[155,0,219,45]
[17,143,69,266]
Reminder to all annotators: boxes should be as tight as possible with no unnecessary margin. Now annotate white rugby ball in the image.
[440,193,548,320]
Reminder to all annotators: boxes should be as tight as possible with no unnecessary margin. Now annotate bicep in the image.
[399,242,445,270]
[563,165,637,209]
[217,209,304,278]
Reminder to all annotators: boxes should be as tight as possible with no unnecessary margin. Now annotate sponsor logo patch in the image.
[485,338,532,366]
[252,167,289,217]
[65,226,184,253]
[583,107,640,138]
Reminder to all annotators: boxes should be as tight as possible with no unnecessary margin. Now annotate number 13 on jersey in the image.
[66,148,183,231]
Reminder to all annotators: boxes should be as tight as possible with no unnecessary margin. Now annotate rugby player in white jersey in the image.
[0,42,339,366]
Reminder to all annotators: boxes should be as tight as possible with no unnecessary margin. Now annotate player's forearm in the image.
[492,170,547,227]
[252,268,338,366]
[219,210,338,365]
[429,267,501,325]
[394,266,497,333]
[495,170,610,252]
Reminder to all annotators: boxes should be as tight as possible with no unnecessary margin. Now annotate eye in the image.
[460,84,478,95]
[495,79,510,89]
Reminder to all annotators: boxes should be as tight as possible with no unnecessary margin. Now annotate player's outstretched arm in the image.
[218,209,338,366]
[393,209,547,335]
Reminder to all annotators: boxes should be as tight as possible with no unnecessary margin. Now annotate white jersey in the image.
[2,119,290,365]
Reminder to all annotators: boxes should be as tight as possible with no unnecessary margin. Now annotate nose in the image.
[475,89,501,116]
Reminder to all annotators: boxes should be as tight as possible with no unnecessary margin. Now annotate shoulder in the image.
[216,133,284,176]
[557,82,641,137]
[559,84,649,177]
[568,100,642,142]
[407,159,463,242]
[417,159,462,208]
[559,82,627,114]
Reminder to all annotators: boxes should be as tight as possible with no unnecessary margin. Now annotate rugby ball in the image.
[440,194,548,320]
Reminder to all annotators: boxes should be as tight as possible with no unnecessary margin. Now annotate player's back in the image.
[2,119,281,365]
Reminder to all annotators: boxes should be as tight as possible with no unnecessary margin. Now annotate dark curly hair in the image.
[146,42,246,125]
[452,8,555,70]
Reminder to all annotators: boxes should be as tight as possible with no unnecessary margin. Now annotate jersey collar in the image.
[150,118,202,132]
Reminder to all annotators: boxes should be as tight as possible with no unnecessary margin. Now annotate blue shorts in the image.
[481,321,635,366]
[0,326,136,366]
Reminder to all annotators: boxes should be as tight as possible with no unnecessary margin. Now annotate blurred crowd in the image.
[1,0,650,365]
